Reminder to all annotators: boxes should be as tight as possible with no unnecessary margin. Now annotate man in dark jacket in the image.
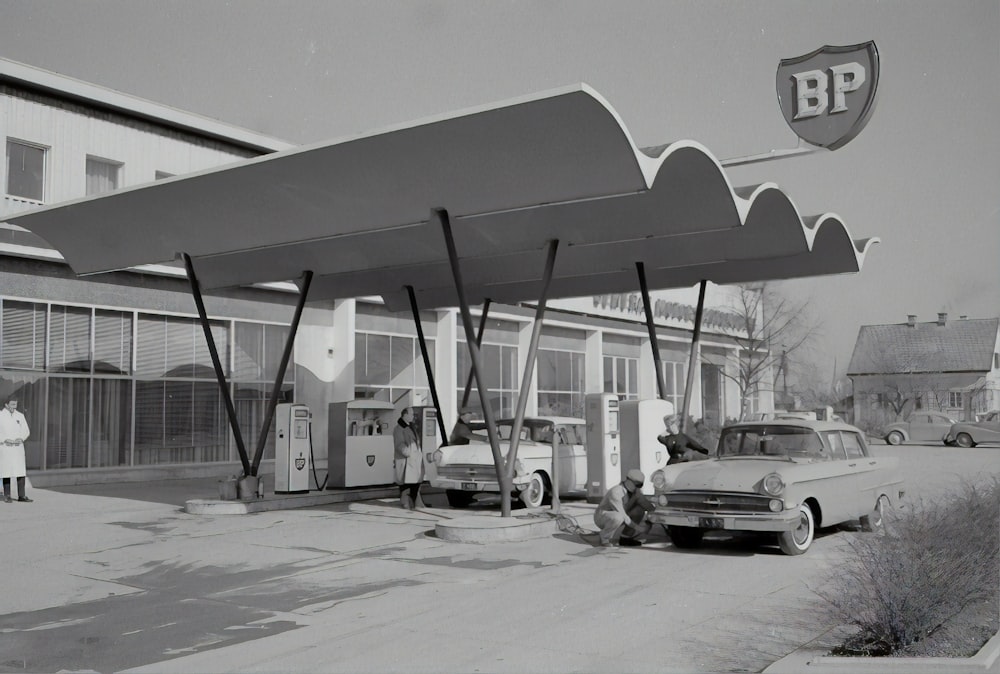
[658,415,711,465]
[449,407,485,445]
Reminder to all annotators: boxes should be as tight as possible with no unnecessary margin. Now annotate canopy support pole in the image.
[249,270,313,476]
[435,207,515,517]
[405,285,448,441]
[183,253,251,477]
[680,280,707,433]
[636,262,667,400]
[505,239,559,483]
[461,299,492,410]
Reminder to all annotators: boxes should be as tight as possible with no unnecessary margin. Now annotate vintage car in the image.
[883,411,957,445]
[647,419,905,555]
[944,410,1000,447]
[430,416,586,508]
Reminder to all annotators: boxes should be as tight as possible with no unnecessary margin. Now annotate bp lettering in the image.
[792,62,866,119]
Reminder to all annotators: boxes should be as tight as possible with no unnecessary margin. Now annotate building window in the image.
[0,300,46,369]
[949,391,962,408]
[456,342,517,418]
[6,139,46,202]
[86,156,121,195]
[537,349,585,417]
[659,360,687,413]
[603,355,638,401]
[355,332,433,407]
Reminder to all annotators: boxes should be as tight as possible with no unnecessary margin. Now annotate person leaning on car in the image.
[658,414,710,465]
[449,407,486,445]
[593,469,655,547]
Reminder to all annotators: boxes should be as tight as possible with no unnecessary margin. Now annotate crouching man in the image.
[593,469,655,547]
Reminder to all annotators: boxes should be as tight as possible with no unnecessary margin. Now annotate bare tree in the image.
[717,283,820,420]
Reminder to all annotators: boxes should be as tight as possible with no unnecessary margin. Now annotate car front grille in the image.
[663,491,773,514]
[437,464,496,481]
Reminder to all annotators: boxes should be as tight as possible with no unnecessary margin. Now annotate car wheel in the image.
[519,472,548,508]
[860,495,887,533]
[778,503,815,555]
[885,431,903,446]
[667,525,705,549]
[956,433,975,448]
[445,489,475,508]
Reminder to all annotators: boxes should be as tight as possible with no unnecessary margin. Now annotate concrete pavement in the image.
[4,458,999,673]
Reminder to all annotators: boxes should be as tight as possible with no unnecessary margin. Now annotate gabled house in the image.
[847,313,1000,430]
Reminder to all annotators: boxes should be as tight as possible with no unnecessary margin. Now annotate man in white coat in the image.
[0,397,32,503]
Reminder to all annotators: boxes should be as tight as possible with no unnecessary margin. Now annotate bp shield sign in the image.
[776,42,879,150]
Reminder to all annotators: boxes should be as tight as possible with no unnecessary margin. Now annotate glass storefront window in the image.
[456,342,518,418]
[2,296,292,469]
[355,331,433,407]
[537,349,585,417]
[48,305,91,373]
[1,300,46,370]
[603,355,639,401]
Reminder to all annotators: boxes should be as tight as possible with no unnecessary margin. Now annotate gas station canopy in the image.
[5,83,878,308]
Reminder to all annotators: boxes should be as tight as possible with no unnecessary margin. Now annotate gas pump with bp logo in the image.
[275,402,312,494]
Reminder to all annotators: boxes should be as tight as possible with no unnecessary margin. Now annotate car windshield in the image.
[491,421,585,444]
[718,426,823,459]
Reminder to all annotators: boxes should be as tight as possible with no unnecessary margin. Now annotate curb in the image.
[184,486,398,514]
[436,510,561,543]
[764,629,1000,673]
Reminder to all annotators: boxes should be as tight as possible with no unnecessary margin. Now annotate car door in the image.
[843,431,882,517]
[974,412,1000,443]
[814,430,859,524]
[554,423,587,494]
[908,414,936,442]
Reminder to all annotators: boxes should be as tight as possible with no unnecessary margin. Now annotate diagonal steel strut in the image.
[183,253,251,476]
[434,208,515,516]
[405,285,448,441]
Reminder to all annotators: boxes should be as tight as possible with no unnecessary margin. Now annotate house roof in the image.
[4,83,878,311]
[847,317,1000,375]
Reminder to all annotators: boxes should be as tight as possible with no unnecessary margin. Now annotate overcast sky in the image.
[1,0,997,386]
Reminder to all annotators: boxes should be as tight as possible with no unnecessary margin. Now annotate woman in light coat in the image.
[393,407,425,510]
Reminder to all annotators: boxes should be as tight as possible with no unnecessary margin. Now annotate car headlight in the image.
[432,449,443,464]
[762,472,785,496]
[657,493,669,507]
[651,469,667,490]
[768,499,783,512]
[513,459,526,477]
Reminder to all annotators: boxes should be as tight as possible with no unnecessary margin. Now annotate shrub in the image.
[816,477,1000,656]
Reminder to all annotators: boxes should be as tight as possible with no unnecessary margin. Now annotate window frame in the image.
[5,138,48,203]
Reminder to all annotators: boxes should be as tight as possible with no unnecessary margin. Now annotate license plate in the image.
[461,482,478,491]
[699,517,724,529]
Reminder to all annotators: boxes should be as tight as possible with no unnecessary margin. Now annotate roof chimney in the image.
[907,314,917,327]
[937,312,948,326]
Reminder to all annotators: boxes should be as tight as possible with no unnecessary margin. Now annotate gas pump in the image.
[327,400,395,487]
[620,398,674,495]
[275,403,312,494]
[411,406,441,481]
[585,393,621,503]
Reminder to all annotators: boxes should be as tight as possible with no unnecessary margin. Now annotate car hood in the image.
[667,458,796,493]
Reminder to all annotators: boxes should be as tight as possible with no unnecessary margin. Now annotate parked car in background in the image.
[883,411,957,445]
[648,419,904,556]
[945,410,1000,447]
[430,416,587,508]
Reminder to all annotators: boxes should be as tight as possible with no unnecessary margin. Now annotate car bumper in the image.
[430,474,532,493]
[648,507,801,533]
